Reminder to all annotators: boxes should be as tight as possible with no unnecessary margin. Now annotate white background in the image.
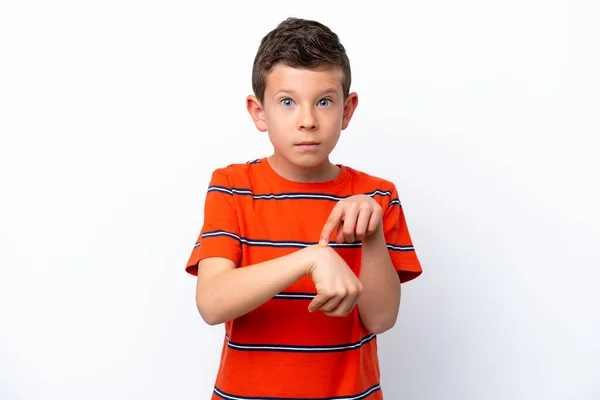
[1,1,599,399]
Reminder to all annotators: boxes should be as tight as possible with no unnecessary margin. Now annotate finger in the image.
[335,220,344,244]
[316,293,344,313]
[355,206,372,241]
[308,293,332,313]
[344,284,362,315]
[324,290,360,317]
[344,286,362,314]
[342,203,360,243]
[366,207,383,236]
[320,203,345,246]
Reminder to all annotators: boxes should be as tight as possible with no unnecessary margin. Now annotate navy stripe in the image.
[199,231,361,249]
[387,244,415,252]
[201,230,242,241]
[388,198,401,206]
[241,239,361,249]
[274,292,316,300]
[197,231,414,252]
[214,383,381,400]
[207,186,393,202]
[225,334,376,353]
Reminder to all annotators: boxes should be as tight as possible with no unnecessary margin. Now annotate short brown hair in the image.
[252,17,351,104]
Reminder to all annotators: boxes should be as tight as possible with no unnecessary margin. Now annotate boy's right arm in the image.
[196,245,362,325]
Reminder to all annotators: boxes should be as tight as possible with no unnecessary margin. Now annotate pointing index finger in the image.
[319,204,344,246]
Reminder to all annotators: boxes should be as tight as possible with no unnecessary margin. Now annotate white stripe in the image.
[200,232,404,250]
[207,186,392,201]
[208,186,233,195]
[203,231,241,241]
[252,193,342,201]
[231,189,253,195]
[212,388,246,400]
[387,244,414,251]
[352,384,381,400]
[240,239,362,248]
[214,384,381,400]
[227,334,375,352]
[275,293,316,299]
[241,239,307,247]
[331,242,362,247]
[368,190,391,197]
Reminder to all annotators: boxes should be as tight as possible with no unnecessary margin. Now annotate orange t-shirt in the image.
[186,158,422,400]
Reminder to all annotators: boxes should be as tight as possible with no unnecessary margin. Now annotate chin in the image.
[289,154,330,169]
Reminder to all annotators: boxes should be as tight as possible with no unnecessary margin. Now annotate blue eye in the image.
[281,98,295,107]
[318,99,331,107]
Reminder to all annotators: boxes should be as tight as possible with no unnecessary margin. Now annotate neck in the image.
[267,154,340,183]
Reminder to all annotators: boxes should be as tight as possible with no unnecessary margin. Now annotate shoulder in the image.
[209,158,263,188]
[344,165,398,193]
[341,165,402,210]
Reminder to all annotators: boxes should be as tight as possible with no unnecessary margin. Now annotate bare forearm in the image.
[358,228,401,334]
[197,248,313,325]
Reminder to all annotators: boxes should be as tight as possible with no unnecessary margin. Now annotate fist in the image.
[307,245,363,316]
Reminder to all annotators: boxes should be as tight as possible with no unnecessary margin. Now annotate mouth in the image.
[295,142,320,151]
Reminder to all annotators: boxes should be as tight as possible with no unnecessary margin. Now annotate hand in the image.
[306,245,363,316]
[319,195,383,246]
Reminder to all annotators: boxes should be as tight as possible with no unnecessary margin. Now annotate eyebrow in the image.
[319,88,339,97]
[273,88,340,97]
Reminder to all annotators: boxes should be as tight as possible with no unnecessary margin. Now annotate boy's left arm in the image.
[319,189,421,334]
[356,225,400,334]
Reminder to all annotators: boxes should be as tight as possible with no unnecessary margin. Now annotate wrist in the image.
[297,245,319,276]
[364,225,385,245]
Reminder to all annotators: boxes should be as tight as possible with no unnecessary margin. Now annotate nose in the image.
[297,105,318,131]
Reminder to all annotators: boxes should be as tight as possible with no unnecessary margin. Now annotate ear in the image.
[246,95,268,132]
[341,92,359,130]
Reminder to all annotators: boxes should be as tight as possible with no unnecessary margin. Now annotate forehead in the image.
[264,64,344,95]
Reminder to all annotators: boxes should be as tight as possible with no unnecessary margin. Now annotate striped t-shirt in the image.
[186,158,422,400]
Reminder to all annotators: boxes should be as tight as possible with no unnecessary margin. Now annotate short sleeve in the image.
[185,168,242,276]
[382,184,422,283]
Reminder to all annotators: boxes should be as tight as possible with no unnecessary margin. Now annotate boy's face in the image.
[247,64,358,173]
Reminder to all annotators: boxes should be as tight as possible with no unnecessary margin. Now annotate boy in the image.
[186,17,422,400]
